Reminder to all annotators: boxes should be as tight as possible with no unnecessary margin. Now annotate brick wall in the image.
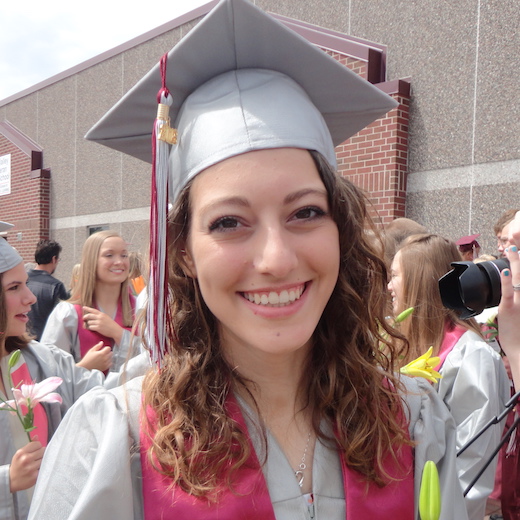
[0,122,51,264]
[326,51,410,225]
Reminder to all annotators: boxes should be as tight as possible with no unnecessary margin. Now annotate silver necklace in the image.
[294,431,312,488]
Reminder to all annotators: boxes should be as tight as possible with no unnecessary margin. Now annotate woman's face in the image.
[184,148,340,364]
[2,262,36,338]
[96,237,130,285]
[388,250,404,315]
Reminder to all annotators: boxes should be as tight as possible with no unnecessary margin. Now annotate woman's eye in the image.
[8,284,19,291]
[293,206,326,220]
[209,217,241,232]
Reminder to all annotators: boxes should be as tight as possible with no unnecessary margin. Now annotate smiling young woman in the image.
[40,230,139,373]
[28,1,469,519]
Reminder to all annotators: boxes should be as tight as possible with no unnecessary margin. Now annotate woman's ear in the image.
[180,248,197,279]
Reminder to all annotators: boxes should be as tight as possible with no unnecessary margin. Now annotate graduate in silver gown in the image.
[40,230,141,373]
[0,223,105,520]
[388,234,510,520]
[29,0,469,518]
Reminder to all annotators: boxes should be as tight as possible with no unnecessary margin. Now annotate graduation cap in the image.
[86,0,397,198]
[85,0,398,362]
[0,222,23,274]
[456,234,481,250]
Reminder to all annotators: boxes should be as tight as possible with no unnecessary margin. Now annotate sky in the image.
[0,0,211,101]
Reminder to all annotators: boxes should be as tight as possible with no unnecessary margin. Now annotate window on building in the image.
[87,225,109,236]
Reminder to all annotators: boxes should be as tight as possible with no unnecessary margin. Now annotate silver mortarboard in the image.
[86,0,397,201]
[0,222,23,274]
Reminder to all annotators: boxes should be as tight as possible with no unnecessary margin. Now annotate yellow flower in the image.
[400,347,442,383]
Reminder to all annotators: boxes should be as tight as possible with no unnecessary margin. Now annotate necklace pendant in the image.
[294,431,312,489]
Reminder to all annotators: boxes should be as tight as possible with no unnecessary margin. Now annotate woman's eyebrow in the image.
[4,280,23,287]
[284,188,328,205]
[198,188,327,214]
[199,196,250,213]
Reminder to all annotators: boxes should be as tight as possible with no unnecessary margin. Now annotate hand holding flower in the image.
[9,440,45,492]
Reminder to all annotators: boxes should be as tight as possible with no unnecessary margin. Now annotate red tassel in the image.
[148,53,174,366]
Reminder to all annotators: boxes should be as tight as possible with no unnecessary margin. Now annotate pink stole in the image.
[74,296,135,360]
[140,395,414,519]
[10,352,49,446]
[435,322,466,371]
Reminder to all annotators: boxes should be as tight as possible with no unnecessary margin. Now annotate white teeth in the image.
[268,292,279,304]
[279,290,289,304]
[244,286,304,307]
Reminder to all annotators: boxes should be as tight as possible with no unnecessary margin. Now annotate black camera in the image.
[438,258,510,319]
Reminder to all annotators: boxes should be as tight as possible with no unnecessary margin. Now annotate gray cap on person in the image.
[85,0,397,202]
[0,222,23,274]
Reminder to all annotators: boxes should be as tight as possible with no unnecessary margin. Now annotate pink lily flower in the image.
[11,377,63,408]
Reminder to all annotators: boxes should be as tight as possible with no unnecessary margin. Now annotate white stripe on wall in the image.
[50,207,150,230]
[407,159,520,193]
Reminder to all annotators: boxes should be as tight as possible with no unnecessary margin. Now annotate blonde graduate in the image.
[41,230,135,372]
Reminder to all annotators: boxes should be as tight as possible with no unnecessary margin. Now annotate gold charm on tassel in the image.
[157,103,178,145]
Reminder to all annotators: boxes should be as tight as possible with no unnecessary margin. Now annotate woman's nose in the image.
[25,286,37,306]
[253,226,298,278]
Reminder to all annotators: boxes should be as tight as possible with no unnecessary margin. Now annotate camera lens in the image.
[438,258,509,319]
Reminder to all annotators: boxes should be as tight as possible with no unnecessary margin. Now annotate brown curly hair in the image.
[142,150,411,497]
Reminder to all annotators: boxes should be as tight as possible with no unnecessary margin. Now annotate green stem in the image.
[6,362,32,443]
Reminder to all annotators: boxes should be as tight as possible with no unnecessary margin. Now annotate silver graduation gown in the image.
[28,375,469,520]
[40,301,141,372]
[436,330,510,520]
[0,341,104,520]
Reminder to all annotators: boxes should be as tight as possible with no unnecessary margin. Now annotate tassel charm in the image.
[157,103,178,145]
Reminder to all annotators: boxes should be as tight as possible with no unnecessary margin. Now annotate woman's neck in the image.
[232,350,310,422]
[93,282,122,312]
[231,349,316,495]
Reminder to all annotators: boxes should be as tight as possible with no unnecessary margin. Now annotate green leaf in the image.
[22,409,34,431]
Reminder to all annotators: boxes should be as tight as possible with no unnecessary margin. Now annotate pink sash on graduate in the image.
[74,296,135,359]
[140,396,275,520]
[140,394,414,519]
[10,352,49,446]
[435,322,466,371]
[342,431,414,519]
